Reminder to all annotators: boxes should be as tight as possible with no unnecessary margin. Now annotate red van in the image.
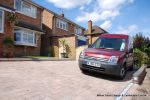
[79,34,134,79]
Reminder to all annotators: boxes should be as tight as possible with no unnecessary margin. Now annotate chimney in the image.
[88,20,92,34]
[61,13,64,17]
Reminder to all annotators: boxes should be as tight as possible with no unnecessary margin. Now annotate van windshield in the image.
[91,38,126,51]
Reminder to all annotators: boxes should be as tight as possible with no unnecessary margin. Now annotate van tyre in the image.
[129,62,134,71]
[81,69,88,74]
[118,67,126,79]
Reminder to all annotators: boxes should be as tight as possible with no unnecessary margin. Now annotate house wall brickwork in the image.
[42,9,85,59]
[58,36,76,59]
[51,37,59,57]
[0,0,43,57]
[0,0,14,8]
[52,18,75,36]
[0,11,14,57]
[41,10,54,56]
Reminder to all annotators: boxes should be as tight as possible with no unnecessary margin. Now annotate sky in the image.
[33,0,150,38]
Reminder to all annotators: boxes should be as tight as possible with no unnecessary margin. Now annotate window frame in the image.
[0,9,4,33]
[14,30,37,46]
[74,26,82,35]
[56,18,68,31]
[14,0,37,19]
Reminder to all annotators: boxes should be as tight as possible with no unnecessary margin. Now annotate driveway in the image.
[0,61,135,100]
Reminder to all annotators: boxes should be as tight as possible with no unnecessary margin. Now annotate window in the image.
[74,27,82,35]
[14,32,21,42]
[14,0,37,18]
[14,30,37,46]
[92,38,126,51]
[56,19,68,31]
[15,0,22,11]
[0,10,4,33]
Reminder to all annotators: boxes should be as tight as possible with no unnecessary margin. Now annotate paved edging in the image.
[0,58,75,61]
[132,65,147,84]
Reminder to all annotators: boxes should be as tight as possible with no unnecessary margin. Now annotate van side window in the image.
[128,36,133,50]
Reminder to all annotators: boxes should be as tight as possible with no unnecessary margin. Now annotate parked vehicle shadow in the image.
[82,67,138,82]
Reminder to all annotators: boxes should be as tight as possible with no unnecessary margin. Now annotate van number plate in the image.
[86,61,101,67]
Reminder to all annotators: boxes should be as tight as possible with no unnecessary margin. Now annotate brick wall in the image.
[41,10,54,56]
[0,11,14,57]
[51,37,59,57]
[0,0,14,8]
[0,0,43,57]
[58,36,76,59]
[52,18,75,36]
[16,8,42,29]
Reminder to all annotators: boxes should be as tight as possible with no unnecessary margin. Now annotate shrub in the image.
[133,33,150,67]
[134,48,149,67]
[3,37,14,47]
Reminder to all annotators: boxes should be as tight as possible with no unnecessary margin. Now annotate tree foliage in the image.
[133,33,150,66]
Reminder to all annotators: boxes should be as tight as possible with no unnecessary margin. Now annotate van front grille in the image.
[84,56,109,62]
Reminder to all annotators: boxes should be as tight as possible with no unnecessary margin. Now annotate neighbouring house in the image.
[0,0,44,57]
[85,20,108,44]
[41,9,86,59]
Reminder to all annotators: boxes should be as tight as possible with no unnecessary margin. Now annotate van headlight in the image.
[108,56,119,64]
[79,51,85,58]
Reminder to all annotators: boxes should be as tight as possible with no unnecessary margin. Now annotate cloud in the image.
[115,25,138,35]
[46,0,92,9]
[76,0,134,22]
[79,6,85,10]
[100,20,112,30]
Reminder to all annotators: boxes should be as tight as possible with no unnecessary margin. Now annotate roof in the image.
[85,25,108,35]
[16,20,44,33]
[100,34,129,39]
[44,8,85,30]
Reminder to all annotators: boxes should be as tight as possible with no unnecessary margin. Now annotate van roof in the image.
[100,34,129,39]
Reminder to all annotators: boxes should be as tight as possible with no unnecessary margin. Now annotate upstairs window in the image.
[74,27,82,35]
[14,0,37,18]
[15,0,22,11]
[0,10,4,33]
[56,19,68,31]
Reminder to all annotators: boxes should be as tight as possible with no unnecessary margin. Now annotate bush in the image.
[3,37,14,47]
[134,48,149,67]
[133,33,150,67]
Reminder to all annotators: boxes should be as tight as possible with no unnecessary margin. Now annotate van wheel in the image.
[81,69,88,74]
[129,62,134,71]
[118,67,126,79]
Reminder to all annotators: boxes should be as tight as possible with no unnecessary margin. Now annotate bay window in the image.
[0,10,4,33]
[14,30,37,46]
[14,0,37,18]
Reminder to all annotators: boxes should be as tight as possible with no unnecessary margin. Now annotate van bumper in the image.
[79,58,122,76]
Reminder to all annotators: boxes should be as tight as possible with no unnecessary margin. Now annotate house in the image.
[0,0,44,57]
[41,9,86,59]
[85,20,108,44]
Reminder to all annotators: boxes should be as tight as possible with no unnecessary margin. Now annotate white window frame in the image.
[74,26,82,35]
[56,19,68,31]
[0,9,4,33]
[14,30,37,46]
[14,0,37,19]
